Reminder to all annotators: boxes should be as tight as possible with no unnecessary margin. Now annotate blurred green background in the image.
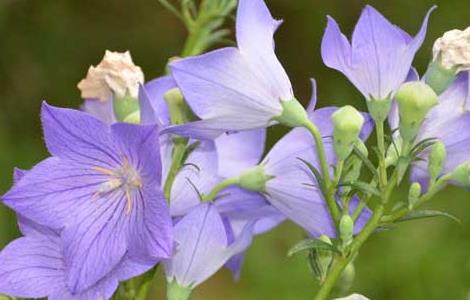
[1,0,470,299]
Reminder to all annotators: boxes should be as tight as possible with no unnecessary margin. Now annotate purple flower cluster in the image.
[1,0,469,299]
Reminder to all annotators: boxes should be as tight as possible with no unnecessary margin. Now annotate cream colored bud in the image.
[433,27,470,72]
[77,50,144,102]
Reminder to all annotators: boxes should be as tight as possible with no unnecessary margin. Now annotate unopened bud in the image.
[331,106,364,160]
[238,166,273,192]
[428,141,447,182]
[433,28,470,72]
[164,88,195,125]
[335,294,370,300]
[339,215,354,246]
[448,162,470,186]
[78,50,144,101]
[408,182,422,210]
[113,95,140,123]
[396,82,438,142]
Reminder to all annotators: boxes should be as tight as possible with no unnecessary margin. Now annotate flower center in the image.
[93,158,142,214]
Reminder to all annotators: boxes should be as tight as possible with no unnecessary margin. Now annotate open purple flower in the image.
[321,5,434,100]
[164,0,294,138]
[391,72,470,187]
[0,216,153,300]
[2,103,172,293]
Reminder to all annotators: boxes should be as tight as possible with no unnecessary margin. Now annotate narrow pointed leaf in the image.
[397,210,462,224]
[287,238,339,257]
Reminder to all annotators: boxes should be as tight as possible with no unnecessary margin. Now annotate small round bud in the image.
[339,215,354,246]
[78,50,144,101]
[396,81,438,142]
[238,166,273,192]
[408,182,422,210]
[331,106,365,160]
[448,162,470,186]
[428,141,447,182]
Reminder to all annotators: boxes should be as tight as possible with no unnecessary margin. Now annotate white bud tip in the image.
[433,27,470,71]
[77,50,144,102]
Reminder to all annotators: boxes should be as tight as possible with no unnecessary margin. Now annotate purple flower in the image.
[321,5,434,100]
[2,103,172,293]
[261,82,373,237]
[391,72,470,187]
[0,216,153,300]
[163,0,294,138]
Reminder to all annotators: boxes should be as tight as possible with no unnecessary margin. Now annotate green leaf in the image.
[287,238,339,257]
[397,210,462,224]
[297,158,324,190]
[339,181,381,197]
[352,145,379,177]
[411,137,438,156]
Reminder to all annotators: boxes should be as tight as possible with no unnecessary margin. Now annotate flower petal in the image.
[215,129,266,178]
[0,236,63,298]
[236,0,292,100]
[140,76,177,126]
[170,48,282,130]
[41,103,119,168]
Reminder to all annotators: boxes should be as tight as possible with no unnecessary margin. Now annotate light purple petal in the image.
[81,99,116,125]
[215,129,266,178]
[164,203,254,287]
[170,48,283,130]
[0,236,63,298]
[41,103,119,168]
[140,76,177,126]
[307,79,318,113]
[170,141,219,216]
[236,0,292,100]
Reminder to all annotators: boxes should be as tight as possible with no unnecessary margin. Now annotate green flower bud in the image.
[273,98,309,128]
[448,162,470,186]
[331,106,365,160]
[408,182,422,210]
[167,280,192,300]
[339,215,354,247]
[164,88,195,125]
[428,141,447,182]
[337,262,356,295]
[113,95,140,123]
[238,166,273,192]
[396,81,438,142]
[385,137,402,167]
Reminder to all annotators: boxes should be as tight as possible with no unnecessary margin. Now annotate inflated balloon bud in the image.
[332,106,365,160]
[428,141,447,183]
[408,182,422,210]
[339,215,354,247]
[396,82,438,142]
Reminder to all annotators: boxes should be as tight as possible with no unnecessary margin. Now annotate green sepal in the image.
[238,165,273,192]
[167,280,192,300]
[424,58,458,95]
[366,97,392,123]
[272,98,309,128]
[113,95,140,123]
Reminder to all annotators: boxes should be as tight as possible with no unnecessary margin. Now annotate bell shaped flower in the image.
[164,0,296,139]
[391,72,470,188]
[0,216,153,300]
[321,5,435,101]
[2,103,172,293]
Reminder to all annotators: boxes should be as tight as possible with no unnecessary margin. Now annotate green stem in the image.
[304,121,341,223]
[164,139,188,201]
[202,177,240,202]
[375,121,388,190]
